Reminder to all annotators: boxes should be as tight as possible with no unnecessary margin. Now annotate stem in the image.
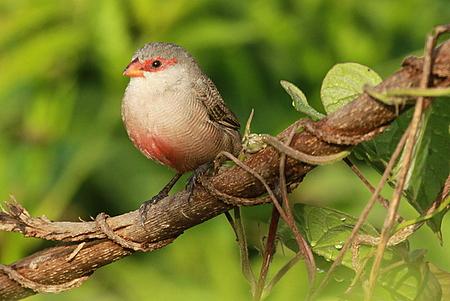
[384,87,450,97]
[310,126,410,299]
[233,208,257,290]
[253,208,280,301]
[344,158,403,223]
[279,129,316,284]
[393,195,449,233]
[261,134,350,165]
[263,252,303,298]
[366,25,445,300]
[219,151,310,272]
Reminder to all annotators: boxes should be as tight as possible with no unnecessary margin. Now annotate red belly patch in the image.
[130,130,183,171]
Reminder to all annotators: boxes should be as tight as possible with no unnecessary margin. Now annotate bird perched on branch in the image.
[122,42,241,217]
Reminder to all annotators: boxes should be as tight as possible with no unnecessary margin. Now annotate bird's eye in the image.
[152,60,162,68]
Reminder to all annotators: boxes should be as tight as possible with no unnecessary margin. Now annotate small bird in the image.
[122,42,241,214]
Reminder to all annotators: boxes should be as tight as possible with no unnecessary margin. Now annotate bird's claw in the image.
[186,163,212,202]
[186,177,196,203]
[138,193,167,227]
[138,173,183,227]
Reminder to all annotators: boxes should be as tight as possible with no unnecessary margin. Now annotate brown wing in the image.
[194,76,240,130]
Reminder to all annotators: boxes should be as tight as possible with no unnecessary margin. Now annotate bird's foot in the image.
[139,192,167,227]
[186,163,213,202]
[138,172,183,227]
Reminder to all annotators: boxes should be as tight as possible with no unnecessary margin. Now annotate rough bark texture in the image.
[0,40,449,301]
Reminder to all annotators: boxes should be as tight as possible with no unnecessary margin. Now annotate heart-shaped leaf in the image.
[321,62,382,113]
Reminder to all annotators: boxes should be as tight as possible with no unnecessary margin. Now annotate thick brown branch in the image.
[0,40,449,301]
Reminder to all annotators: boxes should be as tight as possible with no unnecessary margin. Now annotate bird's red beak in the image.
[123,58,145,78]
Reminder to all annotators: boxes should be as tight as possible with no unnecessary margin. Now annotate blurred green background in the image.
[1,0,449,300]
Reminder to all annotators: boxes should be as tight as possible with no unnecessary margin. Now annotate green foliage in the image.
[320,62,382,113]
[380,250,443,301]
[275,57,449,299]
[354,99,450,235]
[313,59,449,236]
[280,80,325,120]
[1,0,450,300]
[279,204,380,269]
[431,264,450,299]
[276,204,450,300]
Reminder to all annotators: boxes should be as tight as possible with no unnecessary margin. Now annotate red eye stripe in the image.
[142,57,177,72]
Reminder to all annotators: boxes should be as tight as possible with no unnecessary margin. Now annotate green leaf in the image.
[277,204,444,300]
[353,99,450,234]
[321,62,382,113]
[280,80,325,120]
[379,251,442,301]
[278,204,381,269]
[429,264,450,300]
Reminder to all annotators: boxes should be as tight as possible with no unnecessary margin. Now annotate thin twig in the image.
[253,127,316,300]
[263,252,303,298]
[233,208,257,290]
[366,26,448,300]
[219,152,290,230]
[344,249,374,295]
[393,190,450,234]
[310,125,410,299]
[221,147,316,286]
[253,207,280,301]
[224,211,238,237]
[199,177,271,206]
[95,213,163,252]
[278,129,316,283]
[261,134,350,165]
[343,158,403,223]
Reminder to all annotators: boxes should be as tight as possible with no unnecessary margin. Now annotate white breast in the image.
[121,66,213,165]
[121,65,239,172]
[122,66,201,133]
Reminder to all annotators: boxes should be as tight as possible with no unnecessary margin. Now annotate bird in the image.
[121,42,241,217]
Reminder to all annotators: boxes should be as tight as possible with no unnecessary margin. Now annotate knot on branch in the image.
[94,213,175,252]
